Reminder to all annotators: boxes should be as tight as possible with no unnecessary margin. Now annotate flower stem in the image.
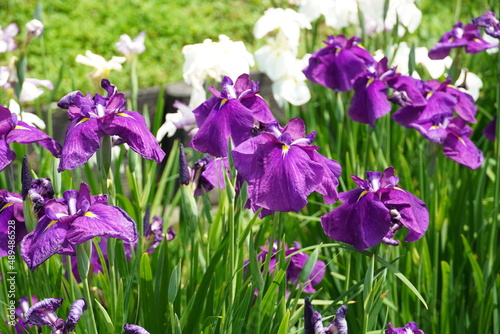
[82,277,99,333]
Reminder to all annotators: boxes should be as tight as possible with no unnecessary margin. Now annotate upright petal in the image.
[64,299,87,331]
[102,111,165,162]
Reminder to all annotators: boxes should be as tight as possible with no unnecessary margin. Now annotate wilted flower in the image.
[156,100,197,141]
[56,79,165,171]
[116,31,146,61]
[304,297,348,334]
[233,118,341,216]
[193,156,231,196]
[75,50,126,90]
[254,8,311,46]
[428,22,498,60]
[472,11,500,39]
[25,298,87,334]
[386,322,425,334]
[0,106,61,172]
[124,324,151,334]
[26,19,44,41]
[20,182,138,270]
[303,35,375,92]
[321,167,429,250]
[182,35,254,108]
[190,73,274,157]
[0,23,18,53]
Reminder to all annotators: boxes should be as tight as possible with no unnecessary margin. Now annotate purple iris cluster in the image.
[302,13,498,170]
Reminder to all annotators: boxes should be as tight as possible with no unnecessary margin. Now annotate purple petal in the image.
[444,86,477,123]
[191,99,254,157]
[195,157,229,195]
[20,212,71,271]
[6,121,62,157]
[349,77,391,126]
[25,298,63,327]
[483,117,496,141]
[0,139,16,171]
[65,203,138,245]
[442,133,483,169]
[304,297,323,334]
[321,190,392,250]
[0,193,26,257]
[58,118,101,171]
[382,188,429,242]
[192,97,220,127]
[103,111,165,163]
[64,299,87,331]
[327,305,348,334]
[308,151,341,204]
[387,76,427,109]
[124,324,151,334]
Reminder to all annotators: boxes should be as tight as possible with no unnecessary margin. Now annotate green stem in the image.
[82,277,99,333]
[130,58,139,112]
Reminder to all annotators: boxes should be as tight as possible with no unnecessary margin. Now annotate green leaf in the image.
[277,310,290,334]
[94,299,115,333]
[168,261,182,303]
[297,245,321,284]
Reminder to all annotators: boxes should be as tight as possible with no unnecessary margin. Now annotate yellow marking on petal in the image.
[43,220,58,232]
[426,92,434,99]
[256,94,264,100]
[447,84,457,89]
[458,136,466,146]
[77,118,89,124]
[14,125,30,130]
[116,112,134,118]
[430,125,439,130]
[220,99,228,108]
[366,78,375,87]
[357,190,369,202]
[473,38,482,43]
[282,144,290,155]
[84,211,98,218]
[1,202,14,211]
[394,187,406,192]
[358,44,365,49]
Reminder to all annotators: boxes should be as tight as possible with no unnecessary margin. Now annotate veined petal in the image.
[6,121,61,157]
[103,110,165,163]
[442,133,483,169]
[65,203,138,245]
[20,214,70,271]
[321,191,391,250]
[0,139,16,171]
[25,298,63,327]
[124,324,151,334]
[349,77,391,126]
[58,118,101,171]
[64,299,87,331]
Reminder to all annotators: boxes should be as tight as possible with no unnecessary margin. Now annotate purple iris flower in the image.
[304,297,348,334]
[410,113,483,169]
[192,156,231,195]
[0,190,26,257]
[392,77,477,127]
[0,106,62,171]
[124,324,151,334]
[249,241,326,295]
[473,11,500,39]
[303,35,375,92]
[386,322,425,334]
[321,167,429,251]
[428,22,498,59]
[348,58,397,126]
[233,118,341,216]
[25,298,87,334]
[56,79,165,171]
[20,182,138,271]
[484,116,497,141]
[190,73,275,157]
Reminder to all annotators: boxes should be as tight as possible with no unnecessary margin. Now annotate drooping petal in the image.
[0,139,16,171]
[304,297,325,334]
[321,190,391,250]
[58,118,101,172]
[24,298,63,327]
[445,85,477,123]
[442,133,483,169]
[103,111,165,163]
[191,99,254,157]
[6,121,62,157]
[382,188,429,242]
[308,151,341,204]
[65,203,138,245]
[349,77,391,126]
[20,213,71,271]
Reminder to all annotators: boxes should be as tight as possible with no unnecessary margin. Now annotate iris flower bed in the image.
[0,1,499,333]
